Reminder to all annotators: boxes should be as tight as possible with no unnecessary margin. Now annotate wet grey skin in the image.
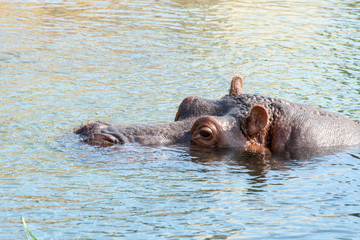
[75,76,360,154]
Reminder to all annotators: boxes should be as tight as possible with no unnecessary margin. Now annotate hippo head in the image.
[76,76,272,154]
[173,76,270,152]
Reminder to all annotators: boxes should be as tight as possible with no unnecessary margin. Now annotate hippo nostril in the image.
[92,133,120,144]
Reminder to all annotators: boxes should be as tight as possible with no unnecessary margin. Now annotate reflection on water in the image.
[188,145,355,177]
[1,0,360,239]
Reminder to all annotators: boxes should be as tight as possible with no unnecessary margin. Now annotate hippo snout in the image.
[76,122,127,147]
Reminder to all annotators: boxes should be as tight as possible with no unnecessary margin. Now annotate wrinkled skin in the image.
[76,76,360,154]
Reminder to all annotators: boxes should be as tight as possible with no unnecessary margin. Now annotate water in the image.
[1,0,360,239]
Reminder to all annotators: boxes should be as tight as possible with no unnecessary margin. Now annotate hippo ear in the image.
[246,105,268,136]
[229,75,243,95]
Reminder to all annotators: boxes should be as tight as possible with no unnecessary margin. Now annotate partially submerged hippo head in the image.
[76,76,360,154]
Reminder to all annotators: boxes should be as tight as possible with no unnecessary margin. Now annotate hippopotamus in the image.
[76,76,360,154]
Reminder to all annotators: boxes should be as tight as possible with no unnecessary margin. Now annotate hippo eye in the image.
[190,117,218,147]
[199,129,211,138]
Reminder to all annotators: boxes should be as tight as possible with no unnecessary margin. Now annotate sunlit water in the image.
[1,0,360,239]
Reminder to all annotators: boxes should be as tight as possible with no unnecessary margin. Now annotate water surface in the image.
[1,0,360,239]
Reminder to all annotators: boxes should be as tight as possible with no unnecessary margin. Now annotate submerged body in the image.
[76,76,360,153]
